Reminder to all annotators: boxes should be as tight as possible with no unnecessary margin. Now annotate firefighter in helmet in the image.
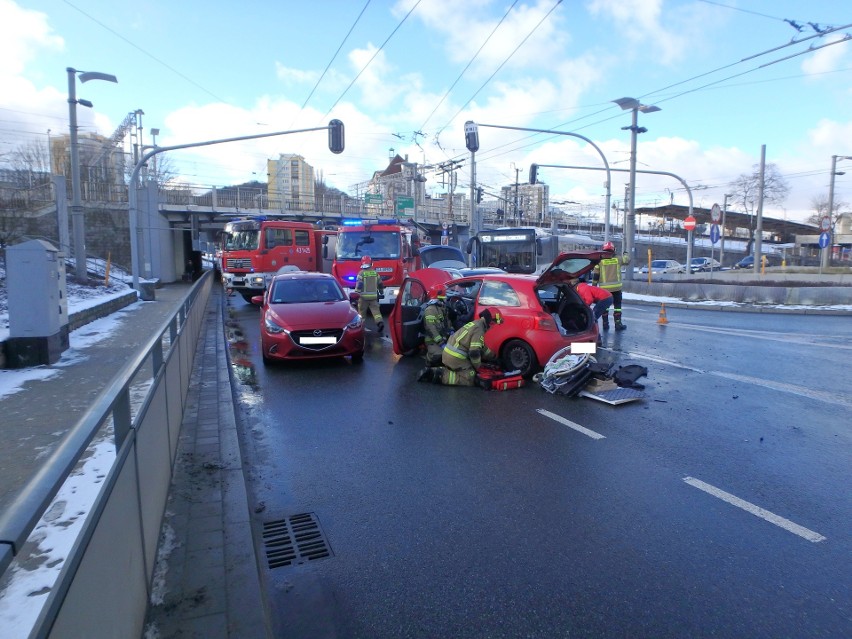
[422,286,451,365]
[593,241,630,331]
[356,255,384,334]
[417,308,501,386]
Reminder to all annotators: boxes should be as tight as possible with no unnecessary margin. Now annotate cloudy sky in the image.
[1,0,851,223]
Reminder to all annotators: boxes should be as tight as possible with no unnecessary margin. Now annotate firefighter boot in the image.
[417,367,433,382]
[614,311,626,331]
[430,367,445,384]
[601,312,610,331]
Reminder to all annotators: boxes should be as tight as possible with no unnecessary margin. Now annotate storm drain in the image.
[261,512,333,569]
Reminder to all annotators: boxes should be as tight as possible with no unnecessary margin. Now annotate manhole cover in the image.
[261,512,333,569]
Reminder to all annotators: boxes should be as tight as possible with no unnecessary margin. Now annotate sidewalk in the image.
[144,284,267,637]
[1,282,267,637]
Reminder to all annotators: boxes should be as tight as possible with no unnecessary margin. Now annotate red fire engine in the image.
[220,217,335,301]
[330,218,422,306]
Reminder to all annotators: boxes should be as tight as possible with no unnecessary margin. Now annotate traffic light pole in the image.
[128,122,343,291]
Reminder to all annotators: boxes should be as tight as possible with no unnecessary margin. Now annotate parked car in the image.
[732,254,783,269]
[639,259,685,274]
[389,252,605,377]
[251,272,365,364]
[689,257,722,273]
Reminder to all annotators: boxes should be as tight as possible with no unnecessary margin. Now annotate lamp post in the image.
[613,97,660,280]
[67,67,118,281]
[128,121,344,290]
[150,128,160,177]
[823,154,852,268]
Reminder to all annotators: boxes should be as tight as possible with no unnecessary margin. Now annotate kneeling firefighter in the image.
[418,308,502,386]
[422,286,451,365]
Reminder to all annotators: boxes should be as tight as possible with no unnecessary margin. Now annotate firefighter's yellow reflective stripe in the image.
[445,344,468,359]
[447,370,457,384]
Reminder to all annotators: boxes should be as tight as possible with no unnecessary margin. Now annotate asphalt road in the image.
[225,295,851,639]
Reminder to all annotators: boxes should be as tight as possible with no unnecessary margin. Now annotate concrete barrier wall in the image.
[624,280,852,306]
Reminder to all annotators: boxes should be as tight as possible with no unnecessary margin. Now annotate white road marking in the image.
[683,477,827,543]
[536,409,605,439]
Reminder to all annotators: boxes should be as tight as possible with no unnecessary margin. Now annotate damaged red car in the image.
[389,251,605,377]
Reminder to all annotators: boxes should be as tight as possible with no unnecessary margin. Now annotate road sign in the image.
[710,224,720,244]
[710,204,721,224]
[684,216,696,231]
[364,193,383,205]
[820,216,831,232]
[819,231,831,249]
[396,196,414,216]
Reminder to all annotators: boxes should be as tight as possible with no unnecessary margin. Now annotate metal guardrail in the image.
[0,272,212,638]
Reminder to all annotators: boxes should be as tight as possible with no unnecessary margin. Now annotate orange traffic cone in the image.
[657,303,668,325]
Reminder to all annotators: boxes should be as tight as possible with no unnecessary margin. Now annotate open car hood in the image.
[536,250,607,287]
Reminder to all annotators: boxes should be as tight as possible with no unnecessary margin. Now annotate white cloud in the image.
[275,63,319,84]
[801,35,851,77]
[0,0,63,78]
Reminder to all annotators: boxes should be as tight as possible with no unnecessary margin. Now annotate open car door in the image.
[389,268,452,356]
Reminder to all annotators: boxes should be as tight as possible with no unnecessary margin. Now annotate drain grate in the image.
[261,512,333,569]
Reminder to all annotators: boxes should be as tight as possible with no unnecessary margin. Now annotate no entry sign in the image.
[684,216,696,231]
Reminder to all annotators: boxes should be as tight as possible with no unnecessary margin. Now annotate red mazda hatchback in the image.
[252,272,365,364]
[390,252,605,377]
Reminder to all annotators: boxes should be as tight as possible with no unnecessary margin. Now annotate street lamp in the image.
[67,67,118,281]
[613,97,660,280]
[150,128,160,178]
[823,154,852,268]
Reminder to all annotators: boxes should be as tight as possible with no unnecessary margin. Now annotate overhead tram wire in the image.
[433,0,564,138]
[62,0,229,104]
[289,0,371,129]
[418,0,520,134]
[320,0,423,122]
[468,23,852,168]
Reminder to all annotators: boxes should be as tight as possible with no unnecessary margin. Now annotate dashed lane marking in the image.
[536,409,605,439]
[683,476,827,543]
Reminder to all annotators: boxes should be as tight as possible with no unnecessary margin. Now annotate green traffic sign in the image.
[364,193,383,204]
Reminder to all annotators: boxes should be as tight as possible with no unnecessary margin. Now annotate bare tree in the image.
[806,194,847,227]
[729,163,790,253]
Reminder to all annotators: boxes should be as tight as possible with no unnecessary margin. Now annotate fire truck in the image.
[220,217,335,301]
[329,218,422,306]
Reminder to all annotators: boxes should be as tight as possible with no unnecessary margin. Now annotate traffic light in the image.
[529,163,538,185]
[328,119,345,154]
[464,120,479,153]
[476,187,484,203]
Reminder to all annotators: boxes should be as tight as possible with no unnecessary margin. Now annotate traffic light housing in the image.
[476,187,484,203]
[529,163,538,185]
[464,120,479,153]
[328,119,345,154]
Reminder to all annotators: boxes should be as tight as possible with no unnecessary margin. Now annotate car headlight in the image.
[346,314,363,330]
[249,275,265,286]
[264,313,287,334]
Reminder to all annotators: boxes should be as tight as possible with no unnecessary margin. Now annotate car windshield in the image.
[270,279,344,304]
[223,229,259,251]
[651,261,669,267]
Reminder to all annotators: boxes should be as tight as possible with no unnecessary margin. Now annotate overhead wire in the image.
[320,0,423,121]
[417,0,520,134]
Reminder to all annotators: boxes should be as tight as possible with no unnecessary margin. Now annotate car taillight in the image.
[536,312,559,331]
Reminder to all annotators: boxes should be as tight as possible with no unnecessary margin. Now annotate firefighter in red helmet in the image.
[422,286,451,365]
[355,255,384,334]
[593,241,630,331]
[418,308,501,385]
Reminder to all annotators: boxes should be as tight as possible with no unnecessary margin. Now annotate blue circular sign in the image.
[710,224,720,244]
[818,231,831,249]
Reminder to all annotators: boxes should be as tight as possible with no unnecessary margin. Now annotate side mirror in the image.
[250,295,264,306]
[349,292,360,305]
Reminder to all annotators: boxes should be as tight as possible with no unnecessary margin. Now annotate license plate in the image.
[300,336,336,345]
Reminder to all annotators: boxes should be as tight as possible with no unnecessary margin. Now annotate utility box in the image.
[6,240,70,368]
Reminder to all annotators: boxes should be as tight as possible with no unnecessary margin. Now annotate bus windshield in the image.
[336,231,400,260]
[478,237,535,273]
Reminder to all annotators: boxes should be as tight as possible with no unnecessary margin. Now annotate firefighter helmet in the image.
[360,255,373,269]
[602,241,615,252]
[479,307,503,328]
[431,286,447,300]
